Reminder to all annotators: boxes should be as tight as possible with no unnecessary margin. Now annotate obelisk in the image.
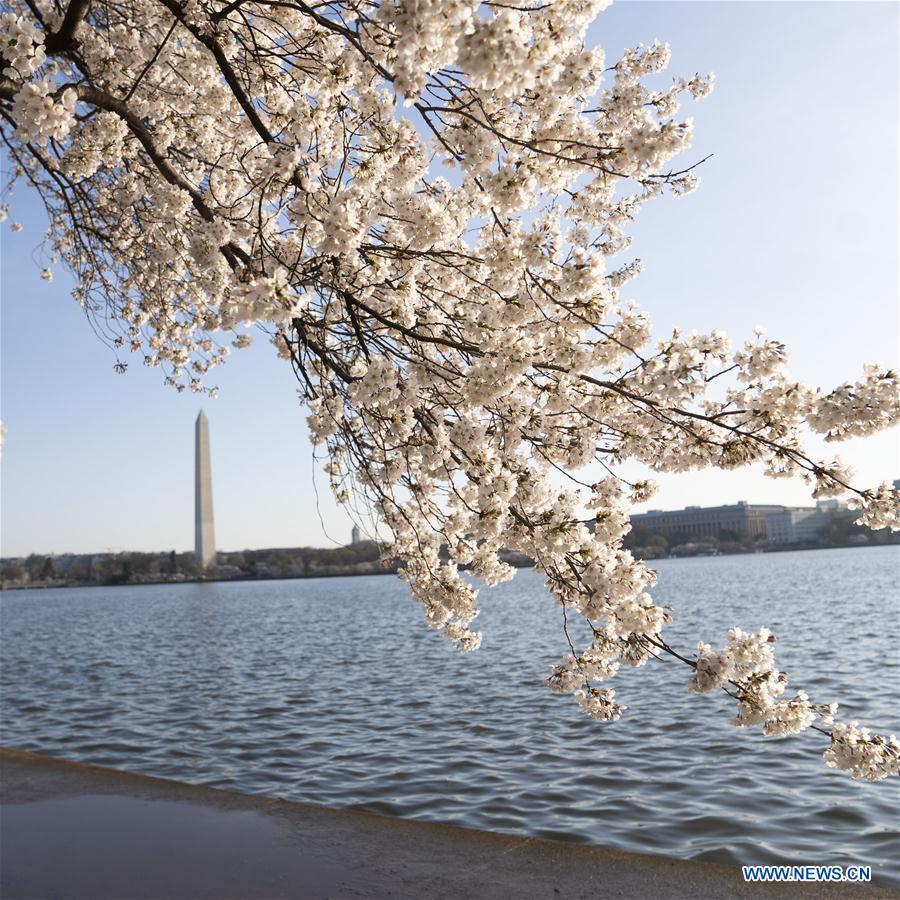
[195,411,216,568]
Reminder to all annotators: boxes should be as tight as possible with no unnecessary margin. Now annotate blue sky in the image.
[1,1,898,556]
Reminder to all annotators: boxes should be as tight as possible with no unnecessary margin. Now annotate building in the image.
[765,508,821,544]
[195,411,216,568]
[630,502,786,543]
[351,525,362,545]
[766,501,849,544]
[630,499,853,546]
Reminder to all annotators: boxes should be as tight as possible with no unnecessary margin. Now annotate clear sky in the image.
[1,1,898,557]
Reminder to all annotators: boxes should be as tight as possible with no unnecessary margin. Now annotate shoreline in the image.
[1,747,895,899]
[2,542,896,593]
[0,565,403,592]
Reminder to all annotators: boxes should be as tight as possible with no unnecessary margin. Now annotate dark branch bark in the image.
[44,0,92,53]
[154,0,276,145]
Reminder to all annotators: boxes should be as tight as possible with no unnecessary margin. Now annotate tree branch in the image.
[44,0,92,53]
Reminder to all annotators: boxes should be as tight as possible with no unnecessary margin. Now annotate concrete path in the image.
[0,748,894,900]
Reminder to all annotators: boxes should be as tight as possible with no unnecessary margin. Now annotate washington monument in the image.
[195,411,216,568]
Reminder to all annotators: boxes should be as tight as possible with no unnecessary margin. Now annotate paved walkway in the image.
[0,748,894,899]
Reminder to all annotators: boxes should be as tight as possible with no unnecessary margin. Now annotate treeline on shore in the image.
[0,542,537,590]
[0,541,392,590]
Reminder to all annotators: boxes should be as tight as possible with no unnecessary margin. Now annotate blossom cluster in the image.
[824,723,900,781]
[1,0,897,780]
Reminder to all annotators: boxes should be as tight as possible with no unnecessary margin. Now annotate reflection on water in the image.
[2,546,898,884]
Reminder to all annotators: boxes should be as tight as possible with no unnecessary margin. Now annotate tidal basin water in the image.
[2,546,898,884]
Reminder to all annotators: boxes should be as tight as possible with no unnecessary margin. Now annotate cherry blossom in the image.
[1,0,897,780]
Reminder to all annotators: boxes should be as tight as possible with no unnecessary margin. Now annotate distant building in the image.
[631,502,785,542]
[766,500,848,544]
[766,508,821,544]
[351,525,362,545]
[631,499,854,546]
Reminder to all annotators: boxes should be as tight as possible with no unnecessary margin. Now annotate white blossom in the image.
[688,642,733,693]
[824,723,900,781]
[575,687,625,721]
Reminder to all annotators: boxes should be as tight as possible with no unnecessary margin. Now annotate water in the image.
[2,546,898,883]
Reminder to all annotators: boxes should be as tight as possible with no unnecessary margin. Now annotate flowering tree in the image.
[2,0,898,780]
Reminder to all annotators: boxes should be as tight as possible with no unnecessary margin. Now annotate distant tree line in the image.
[4,518,895,589]
[0,541,387,589]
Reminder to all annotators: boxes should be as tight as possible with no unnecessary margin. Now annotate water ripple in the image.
[1,546,898,885]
